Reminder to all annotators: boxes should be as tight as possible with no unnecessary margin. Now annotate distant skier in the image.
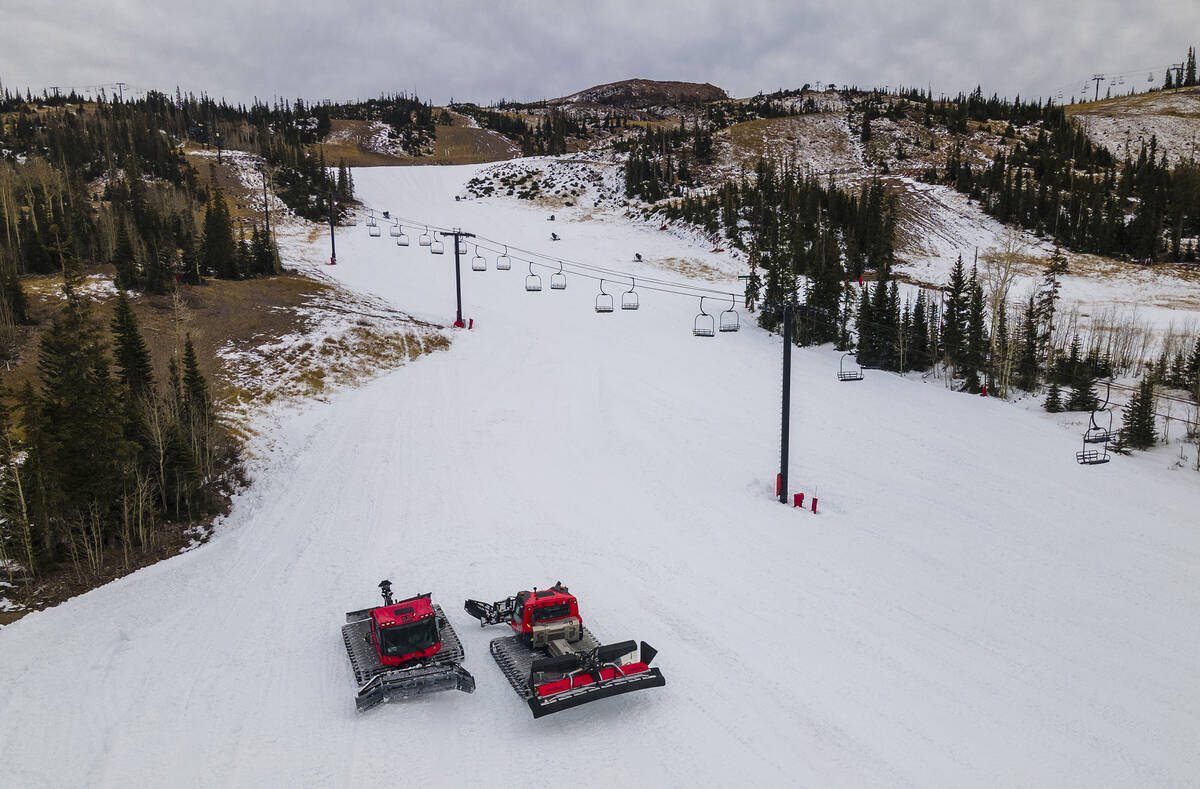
[550,232,560,241]
[634,253,643,263]
[548,214,555,221]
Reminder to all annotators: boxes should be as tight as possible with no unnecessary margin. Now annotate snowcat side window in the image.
[531,603,570,623]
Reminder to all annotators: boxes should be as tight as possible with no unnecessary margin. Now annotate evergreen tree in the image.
[1044,381,1064,412]
[1119,375,1158,449]
[1064,334,1099,411]
[1036,249,1068,363]
[113,220,137,291]
[110,293,154,401]
[35,293,130,564]
[963,266,987,392]
[942,255,967,370]
[744,249,762,310]
[202,190,238,279]
[1016,295,1040,391]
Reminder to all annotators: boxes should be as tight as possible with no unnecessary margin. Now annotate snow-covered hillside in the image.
[1,165,1198,788]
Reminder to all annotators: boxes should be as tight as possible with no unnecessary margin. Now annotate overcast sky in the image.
[1,1,1197,106]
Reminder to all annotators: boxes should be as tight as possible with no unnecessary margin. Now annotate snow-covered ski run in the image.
[1,163,1198,788]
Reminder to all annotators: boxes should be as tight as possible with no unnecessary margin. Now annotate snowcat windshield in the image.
[378,618,438,657]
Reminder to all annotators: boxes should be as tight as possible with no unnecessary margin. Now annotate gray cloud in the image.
[1,0,1196,105]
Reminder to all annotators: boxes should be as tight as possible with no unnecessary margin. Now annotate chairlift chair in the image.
[418,227,432,247]
[525,260,542,291]
[595,279,614,313]
[693,297,715,337]
[368,224,382,237]
[457,238,469,256]
[430,237,445,255]
[622,278,640,310]
[837,352,864,382]
[550,261,566,290]
[719,294,740,332]
[496,245,511,270]
[366,214,377,228]
[389,223,402,238]
[396,229,410,246]
[1075,440,1111,465]
[471,246,487,271]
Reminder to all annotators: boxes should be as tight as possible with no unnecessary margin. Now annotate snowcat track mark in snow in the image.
[465,582,665,718]
[342,584,475,712]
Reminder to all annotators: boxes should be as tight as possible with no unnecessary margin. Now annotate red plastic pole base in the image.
[453,319,465,328]
[468,318,474,329]
[328,258,337,266]
[793,493,804,508]
[811,497,818,514]
[776,474,782,497]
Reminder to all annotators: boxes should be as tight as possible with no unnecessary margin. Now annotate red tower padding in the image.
[794,493,804,508]
[811,497,818,514]
[776,474,782,497]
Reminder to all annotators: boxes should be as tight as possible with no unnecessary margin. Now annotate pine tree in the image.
[1016,295,1040,391]
[1044,381,1064,412]
[35,293,131,566]
[1119,375,1157,449]
[964,266,987,392]
[113,220,137,291]
[202,190,238,279]
[110,293,154,401]
[942,255,967,370]
[1064,335,1099,411]
[1036,249,1068,364]
[744,249,762,310]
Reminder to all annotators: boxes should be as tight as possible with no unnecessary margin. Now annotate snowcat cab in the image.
[342,580,474,711]
[465,582,665,718]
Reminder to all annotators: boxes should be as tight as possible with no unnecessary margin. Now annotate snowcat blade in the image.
[355,663,475,712]
[463,599,493,623]
[527,666,665,719]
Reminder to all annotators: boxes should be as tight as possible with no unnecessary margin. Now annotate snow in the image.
[2,164,1199,787]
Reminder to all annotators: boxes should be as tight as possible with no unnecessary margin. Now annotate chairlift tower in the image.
[1091,74,1105,102]
[440,228,475,327]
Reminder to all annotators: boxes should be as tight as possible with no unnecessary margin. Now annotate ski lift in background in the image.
[595,279,614,313]
[719,294,740,332]
[366,213,377,228]
[457,238,469,256]
[395,228,410,246]
[693,297,715,337]
[550,261,567,290]
[368,224,382,238]
[471,245,486,271]
[389,223,402,238]
[496,245,511,270]
[1148,73,1155,83]
[525,260,542,291]
[837,353,864,382]
[430,236,445,255]
[418,227,432,247]
[622,277,640,310]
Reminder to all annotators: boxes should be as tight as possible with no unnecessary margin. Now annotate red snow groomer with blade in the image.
[464,582,665,718]
[342,580,475,712]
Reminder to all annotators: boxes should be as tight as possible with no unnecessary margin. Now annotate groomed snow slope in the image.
[2,164,1199,788]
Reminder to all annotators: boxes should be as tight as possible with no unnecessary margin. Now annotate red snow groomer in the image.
[342,580,475,711]
[464,582,665,718]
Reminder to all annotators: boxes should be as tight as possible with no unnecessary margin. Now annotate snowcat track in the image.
[341,604,473,711]
[489,626,601,699]
[488,627,665,717]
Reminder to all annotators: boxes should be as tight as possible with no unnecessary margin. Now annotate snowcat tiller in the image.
[464,582,665,718]
[342,580,475,712]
